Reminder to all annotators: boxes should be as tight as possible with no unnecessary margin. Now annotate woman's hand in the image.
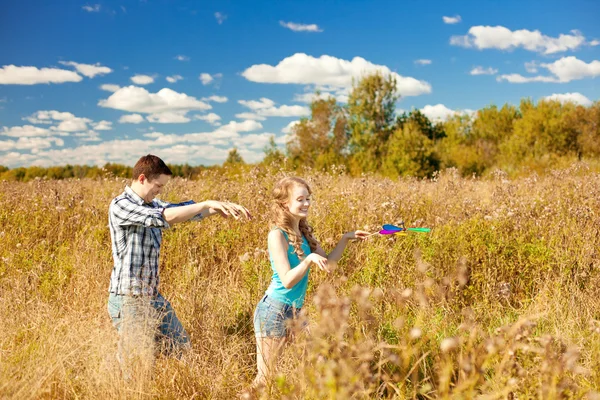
[306,253,330,273]
[343,230,371,241]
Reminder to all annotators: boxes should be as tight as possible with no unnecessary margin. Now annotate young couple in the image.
[107,154,369,385]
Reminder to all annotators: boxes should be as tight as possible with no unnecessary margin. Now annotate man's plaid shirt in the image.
[108,186,203,296]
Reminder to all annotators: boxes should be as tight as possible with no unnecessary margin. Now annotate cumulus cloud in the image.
[0,137,64,152]
[100,83,121,92]
[470,66,498,75]
[119,114,145,124]
[215,12,227,24]
[166,75,183,83]
[497,56,600,83]
[1,125,53,137]
[146,111,191,124]
[543,92,593,106]
[0,118,288,167]
[443,15,462,24]
[92,120,113,130]
[82,4,100,12]
[241,53,431,96]
[174,55,190,61]
[420,104,475,122]
[98,86,212,115]
[130,74,155,85]
[59,61,112,78]
[281,120,301,134]
[194,113,222,126]
[450,26,587,54]
[203,95,228,103]
[0,65,82,85]
[237,97,310,120]
[279,21,323,32]
[199,73,222,85]
[414,59,432,65]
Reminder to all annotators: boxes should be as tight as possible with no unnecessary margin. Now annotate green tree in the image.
[499,99,578,171]
[224,148,245,166]
[382,121,438,177]
[347,72,399,174]
[262,136,285,166]
[287,97,347,169]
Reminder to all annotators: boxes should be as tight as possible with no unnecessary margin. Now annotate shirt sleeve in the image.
[110,198,171,229]
[155,199,204,222]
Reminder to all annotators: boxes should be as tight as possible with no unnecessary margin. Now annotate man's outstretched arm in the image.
[163,200,251,225]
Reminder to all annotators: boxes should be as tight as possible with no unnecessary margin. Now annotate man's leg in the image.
[154,293,191,357]
[118,295,159,381]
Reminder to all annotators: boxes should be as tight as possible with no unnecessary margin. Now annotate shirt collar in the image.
[124,185,146,206]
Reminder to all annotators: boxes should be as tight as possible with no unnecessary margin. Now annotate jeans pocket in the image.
[107,294,123,329]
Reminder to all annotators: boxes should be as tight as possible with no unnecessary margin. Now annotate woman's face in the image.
[286,184,311,220]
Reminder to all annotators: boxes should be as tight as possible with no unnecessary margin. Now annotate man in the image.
[107,154,251,379]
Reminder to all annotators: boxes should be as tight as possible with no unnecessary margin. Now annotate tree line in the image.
[2,72,598,181]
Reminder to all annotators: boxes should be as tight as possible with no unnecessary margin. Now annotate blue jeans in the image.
[253,294,302,338]
[107,292,190,375]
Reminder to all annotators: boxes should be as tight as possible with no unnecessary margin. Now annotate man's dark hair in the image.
[132,154,173,181]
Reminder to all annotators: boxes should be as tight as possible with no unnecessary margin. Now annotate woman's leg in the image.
[254,336,285,386]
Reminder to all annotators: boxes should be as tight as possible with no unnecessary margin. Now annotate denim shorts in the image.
[253,294,302,338]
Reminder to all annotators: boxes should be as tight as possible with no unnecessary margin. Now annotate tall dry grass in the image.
[1,163,600,399]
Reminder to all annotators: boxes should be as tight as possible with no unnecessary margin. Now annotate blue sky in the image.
[1,0,599,168]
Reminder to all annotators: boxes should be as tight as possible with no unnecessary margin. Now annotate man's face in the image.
[141,174,170,203]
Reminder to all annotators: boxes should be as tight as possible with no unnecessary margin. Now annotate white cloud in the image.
[215,12,227,24]
[525,61,538,73]
[0,137,64,152]
[470,66,498,75]
[74,131,101,142]
[497,56,600,83]
[591,40,600,46]
[119,114,145,124]
[98,86,212,116]
[174,55,190,61]
[23,110,93,133]
[131,74,155,85]
[238,97,310,119]
[82,4,100,12]
[0,65,82,85]
[194,113,222,126]
[279,21,323,32]
[92,120,112,130]
[0,119,280,167]
[59,61,112,78]
[450,26,586,54]
[420,104,475,122]
[166,75,183,83]
[241,53,431,96]
[294,88,350,104]
[53,118,91,132]
[496,74,557,83]
[1,125,53,137]
[199,73,222,85]
[414,59,432,65]
[543,92,593,106]
[443,15,462,24]
[234,112,266,121]
[293,92,319,103]
[146,111,191,124]
[203,95,228,103]
[282,120,300,134]
[543,56,600,82]
[199,73,213,85]
[100,83,121,92]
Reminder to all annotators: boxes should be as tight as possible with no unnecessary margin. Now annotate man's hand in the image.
[205,200,252,220]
